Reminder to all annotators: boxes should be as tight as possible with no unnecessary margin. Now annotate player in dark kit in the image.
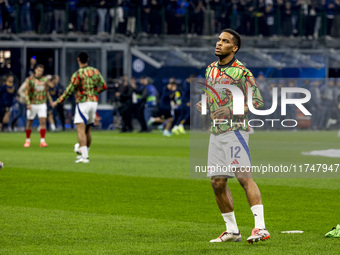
[196,29,270,243]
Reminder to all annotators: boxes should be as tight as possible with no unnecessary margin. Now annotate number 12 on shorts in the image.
[231,146,241,158]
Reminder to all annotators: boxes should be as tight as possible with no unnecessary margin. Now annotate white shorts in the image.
[27,104,47,120]
[207,131,251,178]
[74,102,98,125]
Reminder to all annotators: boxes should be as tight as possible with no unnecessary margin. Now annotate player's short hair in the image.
[78,52,89,64]
[35,64,44,70]
[221,28,241,54]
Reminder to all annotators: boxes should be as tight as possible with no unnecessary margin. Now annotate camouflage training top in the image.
[25,76,52,105]
[57,66,107,104]
[205,58,263,134]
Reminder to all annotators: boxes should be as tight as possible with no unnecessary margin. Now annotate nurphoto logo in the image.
[199,82,312,128]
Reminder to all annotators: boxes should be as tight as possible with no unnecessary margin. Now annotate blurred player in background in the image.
[51,75,66,131]
[24,64,52,147]
[116,75,133,133]
[196,29,270,244]
[11,79,27,131]
[47,75,65,131]
[27,56,37,77]
[172,75,193,135]
[0,74,16,131]
[170,82,183,134]
[141,76,158,131]
[131,77,148,132]
[159,79,176,136]
[52,52,107,163]
[46,75,57,131]
[147,78,177,136]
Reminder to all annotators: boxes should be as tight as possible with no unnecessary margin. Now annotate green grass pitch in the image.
[0,130,339,254]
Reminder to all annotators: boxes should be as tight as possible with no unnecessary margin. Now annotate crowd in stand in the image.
[0,0,340,37]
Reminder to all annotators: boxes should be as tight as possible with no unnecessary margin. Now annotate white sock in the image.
[222,212,239,233]
[40,138,45,143]
[51,124,56,131]
[26,138,30,142]
[251,204,265,229]
[178,124,184,129]
[87,147,90,153]
[80,146,88,159]
[172,125,178,131]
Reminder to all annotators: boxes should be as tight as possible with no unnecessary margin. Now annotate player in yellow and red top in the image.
[24,64,52,148]
[196,29,270,244]
[52,52,107,163]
